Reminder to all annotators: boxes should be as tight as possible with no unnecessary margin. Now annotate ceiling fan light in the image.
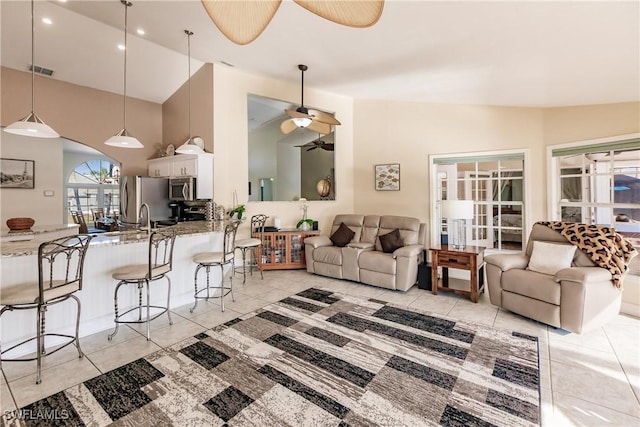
[4,112,59,138]
[105,128,143,148]
[293,117,312,128]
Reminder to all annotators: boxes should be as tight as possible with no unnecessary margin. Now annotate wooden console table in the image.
[258,229,320,270]
[430,245,485,303]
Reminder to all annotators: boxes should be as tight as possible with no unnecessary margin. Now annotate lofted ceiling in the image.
[1,0,638,107]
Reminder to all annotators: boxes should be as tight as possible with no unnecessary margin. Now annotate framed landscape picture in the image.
[1,158,35,189]
[375,163,400,191]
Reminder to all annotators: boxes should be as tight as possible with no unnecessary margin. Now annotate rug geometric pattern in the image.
[3,288,540,426]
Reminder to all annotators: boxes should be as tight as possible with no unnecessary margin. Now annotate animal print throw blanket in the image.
[537,221,638,288]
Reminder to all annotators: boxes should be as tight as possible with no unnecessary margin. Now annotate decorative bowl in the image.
[6,217,35,231]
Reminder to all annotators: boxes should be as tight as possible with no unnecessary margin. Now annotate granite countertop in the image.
[1,221,224,258]
[0,224,79,238]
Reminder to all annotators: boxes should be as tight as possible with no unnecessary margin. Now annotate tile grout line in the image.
[601,326,640,406]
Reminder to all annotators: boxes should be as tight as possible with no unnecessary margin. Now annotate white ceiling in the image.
[1,0,638,107]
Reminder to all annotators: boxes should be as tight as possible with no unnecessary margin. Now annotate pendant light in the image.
[105,0,143,148]
[176,30,205,155]
[4,0,59,138]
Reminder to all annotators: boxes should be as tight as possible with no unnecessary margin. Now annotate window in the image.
[66,160,120,223]
[549,136,640,241]
[431,150,528,251]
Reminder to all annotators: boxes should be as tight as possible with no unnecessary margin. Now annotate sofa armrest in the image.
[347,242,375,250]
[304,236,333,249]
[555,267,612,283]
[394,244,423,258]
[485,253,529,272]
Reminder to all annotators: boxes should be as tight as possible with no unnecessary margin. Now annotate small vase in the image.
[300,221,310,231]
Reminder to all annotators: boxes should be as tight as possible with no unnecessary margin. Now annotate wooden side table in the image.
[430,245,485,303]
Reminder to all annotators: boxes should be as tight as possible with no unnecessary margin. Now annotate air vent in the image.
[28,64,54,77]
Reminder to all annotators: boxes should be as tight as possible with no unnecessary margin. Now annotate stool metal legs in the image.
[108,276,173,342]
[236,246,263,284]
[190,263,235,313]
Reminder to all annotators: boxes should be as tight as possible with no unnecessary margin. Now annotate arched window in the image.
[67,160,120,223]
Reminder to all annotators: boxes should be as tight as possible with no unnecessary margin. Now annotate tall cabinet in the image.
[147,153,214,199]
[258,229,320,270]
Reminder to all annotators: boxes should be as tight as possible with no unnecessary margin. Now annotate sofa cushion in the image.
[375,216,421,250]
[502,269,561,305]
[330,215,364,242]
[330,222,356,247]
[527,241,575,275]
[379,228,404,253]
[314,246,343,265]
[359,251,396,275]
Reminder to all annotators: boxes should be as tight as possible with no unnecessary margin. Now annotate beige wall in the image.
[543,102,640,146]
[213,64,354,238]
[1,67,162,176]
[162,64,214,153]
[353,100,545,244]
[0,132,63,226]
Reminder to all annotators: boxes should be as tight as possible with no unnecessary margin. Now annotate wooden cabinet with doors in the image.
[258,229,320,270]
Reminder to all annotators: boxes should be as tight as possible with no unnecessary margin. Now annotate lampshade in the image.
[292,117,312,128]
[4,112,59,138]
[105,0,142,149]
[441,200,474,219]
[175,137,205,154]
[105,128,144,148]
[4,0,59,139]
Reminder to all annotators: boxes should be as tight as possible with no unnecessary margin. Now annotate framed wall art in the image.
[0,158,35,189]
[375,163,400,191]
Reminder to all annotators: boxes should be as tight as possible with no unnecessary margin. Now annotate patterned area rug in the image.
[4,288,540,426]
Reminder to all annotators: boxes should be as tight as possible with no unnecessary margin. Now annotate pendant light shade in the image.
[105,0,143,148]
[4,0,59,139]
[175,30,204,155]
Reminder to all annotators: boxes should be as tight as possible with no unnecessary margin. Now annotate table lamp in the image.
[441,200,474,249]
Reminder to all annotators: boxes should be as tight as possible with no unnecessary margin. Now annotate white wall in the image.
[213,64,355,238]
[0,133,64,229]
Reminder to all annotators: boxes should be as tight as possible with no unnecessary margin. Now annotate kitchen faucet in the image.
[139,203,151,233]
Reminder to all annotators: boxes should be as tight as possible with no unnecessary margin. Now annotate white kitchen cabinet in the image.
[146,153,214,198]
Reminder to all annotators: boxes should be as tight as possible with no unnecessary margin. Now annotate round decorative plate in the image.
[165,144,175,156]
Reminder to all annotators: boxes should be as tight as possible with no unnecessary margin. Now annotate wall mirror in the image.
[247,94,335,202]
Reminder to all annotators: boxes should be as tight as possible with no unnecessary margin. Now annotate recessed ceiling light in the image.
[58,0,67,2]
[117,44,125,51]
[136,28,145,35]
[42,17,52,25]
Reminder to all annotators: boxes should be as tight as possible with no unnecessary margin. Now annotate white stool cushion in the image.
[0,280,80,306]
[193,252,225,264]
[235,238,261,249]
[112,264,171,281]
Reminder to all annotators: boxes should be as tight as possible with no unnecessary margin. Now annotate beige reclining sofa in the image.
[485,224,633,334]
[304,214,426,291]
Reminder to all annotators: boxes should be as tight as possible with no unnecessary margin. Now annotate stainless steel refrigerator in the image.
[119,176,171,227]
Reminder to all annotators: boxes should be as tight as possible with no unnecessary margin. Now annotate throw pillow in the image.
[330,222,355,247]
[379,228,404,253]
[527,241,576,275]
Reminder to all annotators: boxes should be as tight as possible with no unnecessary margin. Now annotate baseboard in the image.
[620,302,640,318]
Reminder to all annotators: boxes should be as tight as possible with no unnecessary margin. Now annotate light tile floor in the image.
[1,270,639,426]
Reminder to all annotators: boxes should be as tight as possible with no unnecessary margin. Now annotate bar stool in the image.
[190,221,239,313]
[108,229,176,341]
[234,214,268,284]
[0,235,92,384]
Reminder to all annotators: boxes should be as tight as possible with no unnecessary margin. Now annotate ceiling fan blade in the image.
[294,142,314,148]
[321,143,335,151]
[308,109,341,125]
[306,120,331,135]
[293,0,384,28]
[307,146,318,151]
[285,109,311,119]
[280,119,298,134]
[200,0,281,45]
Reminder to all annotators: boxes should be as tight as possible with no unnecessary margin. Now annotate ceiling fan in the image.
[200,0,384,45]
[280,64,341,135]
[295,137,334,152]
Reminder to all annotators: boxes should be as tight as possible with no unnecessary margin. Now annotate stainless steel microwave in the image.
[169,177,196,201]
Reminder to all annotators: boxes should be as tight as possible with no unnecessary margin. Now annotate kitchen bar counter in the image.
[0,221,226,357]
[0,224,80,244]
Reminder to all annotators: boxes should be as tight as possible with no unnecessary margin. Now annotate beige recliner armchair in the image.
[485,224,634,334]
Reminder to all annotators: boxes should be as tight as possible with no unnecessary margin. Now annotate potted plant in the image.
[296,198,313,230]
[228,204,245,220]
